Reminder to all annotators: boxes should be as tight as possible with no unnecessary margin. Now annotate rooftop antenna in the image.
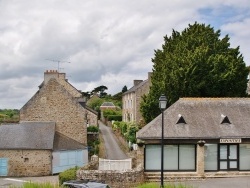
[46,59,70,72]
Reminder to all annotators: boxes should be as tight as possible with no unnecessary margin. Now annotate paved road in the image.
[98,121,127,160]
[179,176,250,188]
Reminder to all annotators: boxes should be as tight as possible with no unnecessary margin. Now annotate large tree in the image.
[141,22,249,123]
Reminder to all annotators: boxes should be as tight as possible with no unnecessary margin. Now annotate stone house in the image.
[137,98,250,181]
[0,122,87,176]
[0,70,98,176]
[122,72,151,124]
[99,102,118,122]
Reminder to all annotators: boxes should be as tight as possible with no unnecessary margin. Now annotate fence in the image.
[99,158,132,170]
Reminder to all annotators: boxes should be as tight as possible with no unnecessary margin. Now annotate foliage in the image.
[87,125,99,132]
[136,182,194,188]
[141,22,249,123]
[87,97,104,111]
[103,109,121,118]
[124,123,139,143]
[0,109,19,123]
[59,166,79,185]
[107,115,122,121]
[10,182,60,188]
[88,138,100,156]
[92,85,108,98]
[122,85,128,93]
[112,121,139,143]
[112,91,123,101]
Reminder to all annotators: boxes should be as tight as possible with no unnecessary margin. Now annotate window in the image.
[205,144,218,171]
[240,144,250,170]
[145,144,196,171]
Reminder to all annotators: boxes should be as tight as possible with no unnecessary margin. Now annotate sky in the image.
[1,0,250,109]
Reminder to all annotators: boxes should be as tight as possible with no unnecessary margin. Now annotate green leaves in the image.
[141,22,249,123]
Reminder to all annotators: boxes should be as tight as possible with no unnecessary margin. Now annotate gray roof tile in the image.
[137,98,250,140]
[0,122,55,149]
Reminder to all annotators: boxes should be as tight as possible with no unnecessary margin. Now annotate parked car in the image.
[63,180,110,188]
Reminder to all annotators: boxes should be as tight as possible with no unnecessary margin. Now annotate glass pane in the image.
[164,145,178,170]
[230,161,237,168]
[229,145,237,159]
[145,145,161,170]
[220,145,227,159]
[220,161,227,170]
[179,145,195,170]
[205,144,218,171]
[240,144,250,170]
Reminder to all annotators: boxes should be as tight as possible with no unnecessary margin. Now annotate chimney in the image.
[134,80,143,86]
[44,70,65,84]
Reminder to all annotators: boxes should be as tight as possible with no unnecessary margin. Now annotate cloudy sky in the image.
[1,0,250,109]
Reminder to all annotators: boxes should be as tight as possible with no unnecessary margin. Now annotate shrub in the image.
[87,126,99,132]
[59,166,79,185]
[107,115,122,121]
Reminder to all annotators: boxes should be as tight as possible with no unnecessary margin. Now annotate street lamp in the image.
[159,94,167,188]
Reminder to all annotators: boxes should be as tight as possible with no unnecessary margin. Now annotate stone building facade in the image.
[0,70,97,177]
[122,72,151,124]
[20,70,98,145]
[0,150,51,177]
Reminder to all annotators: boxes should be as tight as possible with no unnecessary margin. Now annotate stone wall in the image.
[0,150,51,176]
[122,72,151,124]
[77,167,144,188]
[134,80,150,124]
[20,78,88,145]
[44,70,82,98]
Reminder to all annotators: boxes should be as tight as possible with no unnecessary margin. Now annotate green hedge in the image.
[87,126,99,132]
[107,115,122,121]
[59,166,79,185]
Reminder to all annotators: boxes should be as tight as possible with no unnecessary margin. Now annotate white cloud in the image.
[0,0,250,108]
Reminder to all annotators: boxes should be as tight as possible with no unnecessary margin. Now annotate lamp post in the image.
[159,94,167,188]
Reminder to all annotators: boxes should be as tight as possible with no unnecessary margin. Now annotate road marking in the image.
[3,178,28,183]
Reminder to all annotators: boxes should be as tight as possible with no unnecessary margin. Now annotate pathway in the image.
[98,121,127,160]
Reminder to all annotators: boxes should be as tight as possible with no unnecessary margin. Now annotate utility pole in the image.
[46,59,70,72]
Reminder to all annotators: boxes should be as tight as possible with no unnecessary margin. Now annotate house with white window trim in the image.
[122,73,151,124]
[136,98,250,180]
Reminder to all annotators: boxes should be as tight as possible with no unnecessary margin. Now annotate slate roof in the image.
[137,98,250,140]
[123,79,148,94]
[53,132,87,151]
[100,102,115,107]
[0,122,55,149]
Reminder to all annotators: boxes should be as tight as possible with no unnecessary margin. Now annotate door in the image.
[219,144,238,170]
[0,158,8,176]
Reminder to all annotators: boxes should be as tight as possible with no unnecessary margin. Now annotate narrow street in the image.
[98,121,128,160]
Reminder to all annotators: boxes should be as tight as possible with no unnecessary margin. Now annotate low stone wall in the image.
[77,167,144,188]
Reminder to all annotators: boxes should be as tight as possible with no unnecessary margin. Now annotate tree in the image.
[122,85,128,93]
[92,85,108,98]
[141,22,249,123]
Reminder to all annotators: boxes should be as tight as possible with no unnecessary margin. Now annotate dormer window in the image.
[220,114,231,124]
[176,114,186,124]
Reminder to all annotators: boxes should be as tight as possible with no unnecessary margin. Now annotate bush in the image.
[59,166,79,185]
[107,115,122,121]
[87,126,99,132]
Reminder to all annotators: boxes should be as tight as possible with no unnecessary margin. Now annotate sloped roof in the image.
[100,102,115,107]
[137,98,250,140]
[53,132,87,151]
[123,79,148,94]
[0,122,55,149]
